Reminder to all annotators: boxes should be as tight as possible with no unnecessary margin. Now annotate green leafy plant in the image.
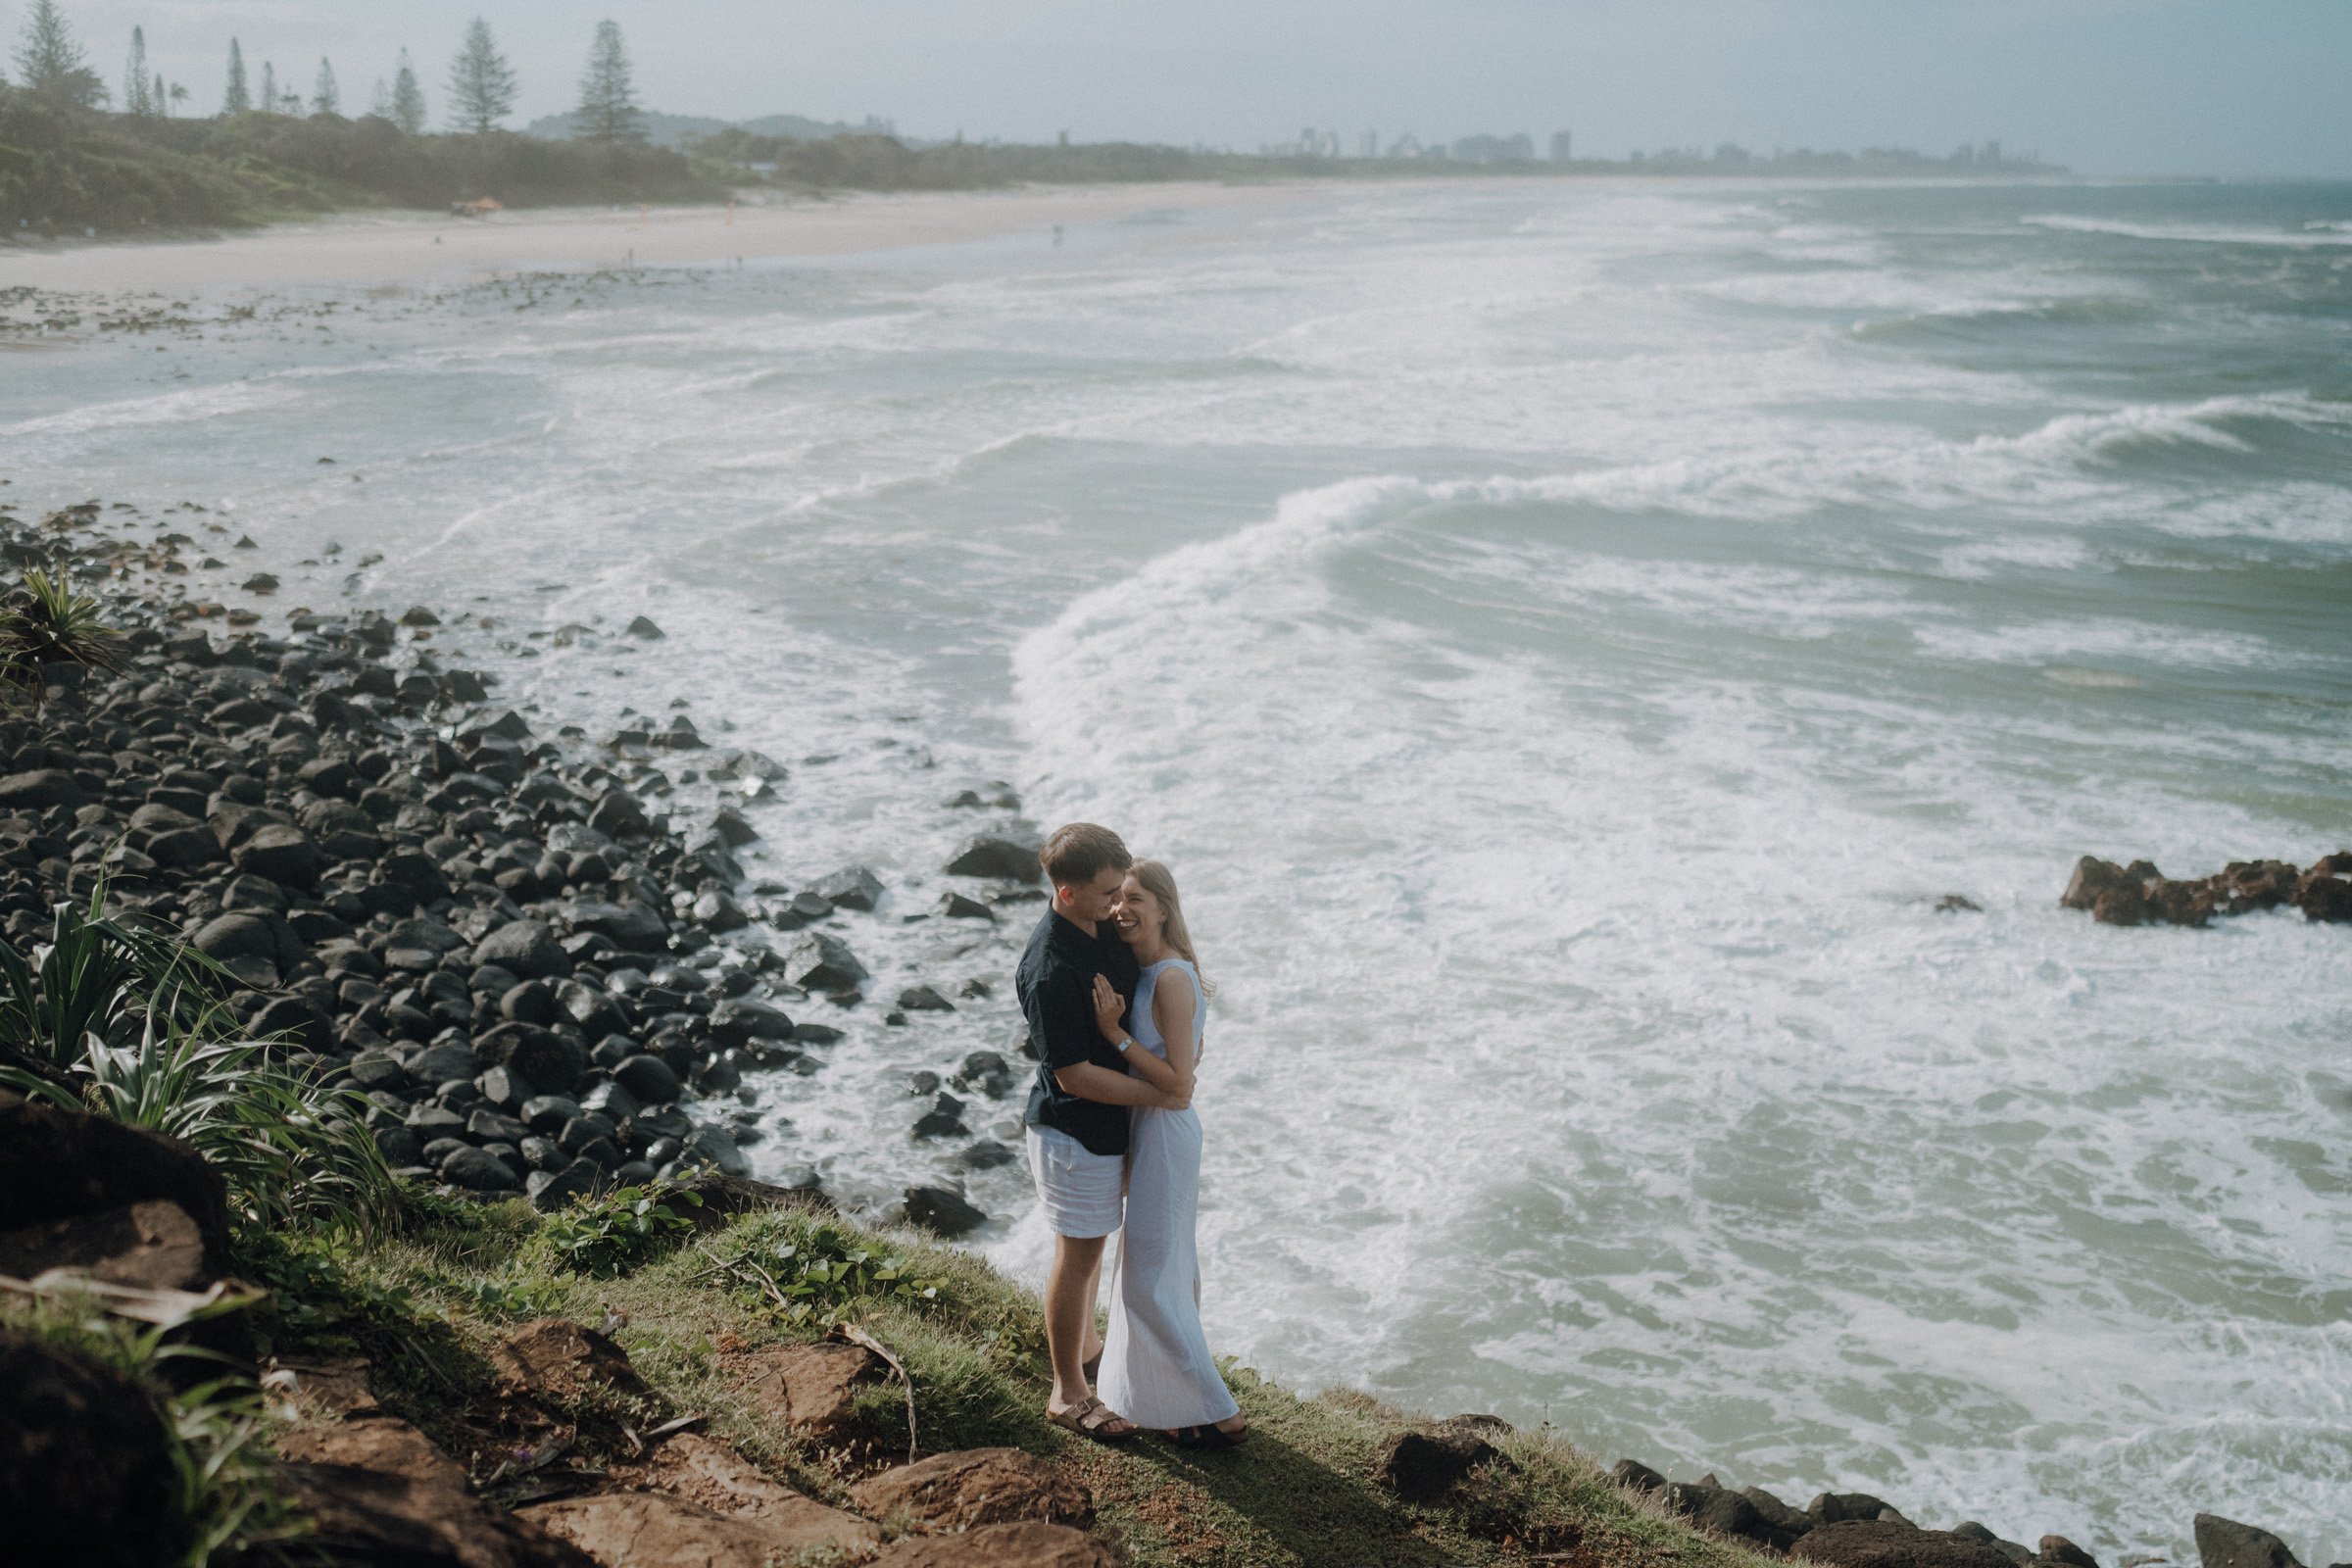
[966,1301,1051,1380]
[0,882,218,1075]
[2,1002,397,1236]
[712,1221,948,1327]
[0,874,396,1237]
[450,1267,569,1324]
[166,1368,316,1566]
[536,1180,704,1279]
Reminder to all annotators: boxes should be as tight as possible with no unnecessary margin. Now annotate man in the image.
[1019,821,1188,1440]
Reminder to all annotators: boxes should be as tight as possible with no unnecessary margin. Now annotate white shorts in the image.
[1025,1124,1124,1239]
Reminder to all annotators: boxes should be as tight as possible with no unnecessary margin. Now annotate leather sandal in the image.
[1047,1396,1138,1443]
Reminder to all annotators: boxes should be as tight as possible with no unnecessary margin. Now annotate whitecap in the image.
[2024,214,2352,247]
[0,378,306,439]
[1914,619,2308,670]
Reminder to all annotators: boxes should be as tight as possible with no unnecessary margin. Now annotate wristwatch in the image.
[1114,1036,1135,1053]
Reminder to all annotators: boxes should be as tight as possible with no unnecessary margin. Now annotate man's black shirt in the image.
[1019,907,1143,1157]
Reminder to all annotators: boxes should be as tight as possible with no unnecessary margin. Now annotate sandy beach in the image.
[0,181,1329,293]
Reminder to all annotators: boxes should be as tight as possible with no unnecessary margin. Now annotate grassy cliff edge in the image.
[232,1182,1764,1568]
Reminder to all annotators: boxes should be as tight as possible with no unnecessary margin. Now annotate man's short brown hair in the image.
[1040,822,1131,888]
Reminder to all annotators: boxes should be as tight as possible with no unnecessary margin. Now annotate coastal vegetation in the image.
[683,130,1368,194]
[0,8,708,232]
[0,2,2059,239]
[0,91,715,233]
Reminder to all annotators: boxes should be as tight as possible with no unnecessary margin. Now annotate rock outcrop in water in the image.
[2060,854,2352,927]
[1606,1459,2341,1568]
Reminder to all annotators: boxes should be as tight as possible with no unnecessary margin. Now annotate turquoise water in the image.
[6,177,2350,1561]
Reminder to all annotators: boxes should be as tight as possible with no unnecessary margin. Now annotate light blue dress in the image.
[1094,958,1241,1430]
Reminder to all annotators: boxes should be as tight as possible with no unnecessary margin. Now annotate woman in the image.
[1087,859,1250,1448]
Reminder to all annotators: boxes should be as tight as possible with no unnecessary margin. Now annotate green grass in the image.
[243,1190,1770,1568]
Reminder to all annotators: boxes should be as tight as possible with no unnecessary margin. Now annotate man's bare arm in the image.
[1056,1061,1189,1110]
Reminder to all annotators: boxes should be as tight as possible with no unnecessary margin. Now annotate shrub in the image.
[0,91,721,231]
[0,874,397,1238]
[701,1214,949,1327]
[0,883,210,1076]
[449,1266,570,1324]
[3,997,397,1237]
[0,567,129,710]
[535,1180,704,1278]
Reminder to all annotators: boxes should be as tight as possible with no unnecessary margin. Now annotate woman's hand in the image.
[1092,973,1126,1042]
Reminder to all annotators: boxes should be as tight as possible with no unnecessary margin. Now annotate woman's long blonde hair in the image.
[1132,858,1215,998]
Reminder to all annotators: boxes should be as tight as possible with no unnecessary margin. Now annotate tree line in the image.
[4,1,648,142]
[0,2,706,233]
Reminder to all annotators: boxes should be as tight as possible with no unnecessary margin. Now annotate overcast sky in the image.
[18,1,2351,177]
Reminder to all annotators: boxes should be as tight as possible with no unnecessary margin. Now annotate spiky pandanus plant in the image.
[0,881,398,1237]
[0,887,209,1079]
[0,567,129,710]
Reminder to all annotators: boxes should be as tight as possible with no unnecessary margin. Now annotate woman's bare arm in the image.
[1152,968,1199,1100]
[1091,973,1187,1102]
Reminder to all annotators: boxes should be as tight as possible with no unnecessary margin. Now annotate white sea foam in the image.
[1936,535,2099,578]
[2143,483,2352,547]
[1005,465,2351,1558]
[0,377,307,439]
[1912,618,2314,671]
[2024,214,2352,247]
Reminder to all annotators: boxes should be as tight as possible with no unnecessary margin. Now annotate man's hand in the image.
[1091,974,1127,1042]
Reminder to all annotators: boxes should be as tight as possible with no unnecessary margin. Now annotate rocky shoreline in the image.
[0,491,1042,1230]
[1598,1456,2331,1568]
[1371,1420,2334,1568]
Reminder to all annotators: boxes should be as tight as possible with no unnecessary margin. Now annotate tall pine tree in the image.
[223,38,249,113]
[259,61,276,116]
[13,0,106,106]
[446,19,516,134]
[574,20,645,143]
[122,25,151,115]
[312,57,338,116]
[390,48,426,134]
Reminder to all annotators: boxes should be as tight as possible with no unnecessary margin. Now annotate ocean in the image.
[5,176,2349,1562]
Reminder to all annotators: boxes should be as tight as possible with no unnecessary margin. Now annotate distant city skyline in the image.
[13,0,2350,177]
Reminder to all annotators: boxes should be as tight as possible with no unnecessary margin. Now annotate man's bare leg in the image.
[1046,1233,1109,1412]
[1080,1247,1105,1366]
